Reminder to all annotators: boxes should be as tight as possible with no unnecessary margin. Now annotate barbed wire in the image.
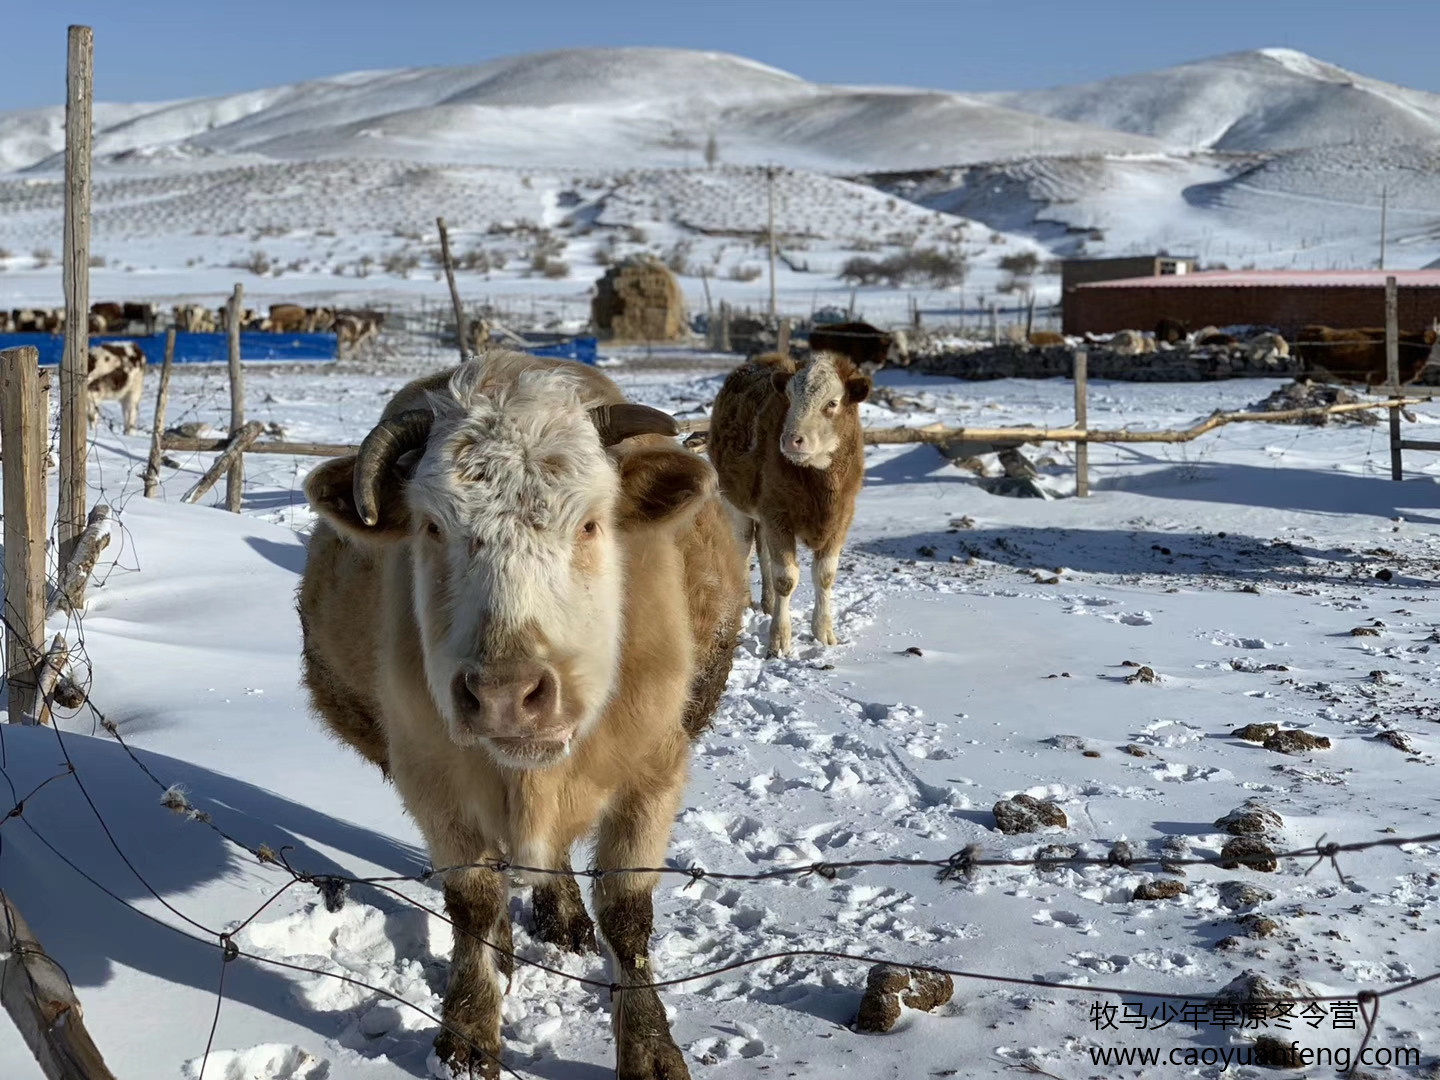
[2,504,1437,1079]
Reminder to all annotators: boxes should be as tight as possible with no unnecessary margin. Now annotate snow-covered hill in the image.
[3,45,1440,312]
[0,48,1158,175]
[985,48,1440,153]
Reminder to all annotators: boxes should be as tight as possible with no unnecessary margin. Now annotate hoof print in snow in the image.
[1232,723,1279,743]
[1218,882,1276,911]
[1220,836,1278,873]
[1350,626,1381,637]
[1133,880,1188,901]
[1375,730,1419,754]
[992,794,1067,835]
[853,964,954,1033]
[1262,730,1330,755]
[1124,666,1159,684]
[1041,735,1088,752]
[1215,800,1283,836]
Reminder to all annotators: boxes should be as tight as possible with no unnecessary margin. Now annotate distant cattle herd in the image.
[3,301,386,351]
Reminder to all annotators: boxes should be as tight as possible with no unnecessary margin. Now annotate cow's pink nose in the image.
[785,434,805,452]
[452,662,560,735]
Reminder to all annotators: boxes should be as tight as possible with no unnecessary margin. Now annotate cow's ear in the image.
[305,456,411,543]
[846,375,871,404]
[616,446,715,530]
[771,370,793,396]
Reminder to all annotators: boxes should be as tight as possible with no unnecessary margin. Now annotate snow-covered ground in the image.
[3,356,1439,1079]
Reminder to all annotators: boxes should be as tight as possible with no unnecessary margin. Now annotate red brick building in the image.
[1063,269,1440,337]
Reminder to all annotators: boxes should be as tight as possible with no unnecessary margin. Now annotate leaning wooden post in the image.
[1073,349,1090,497]
[182,421,264,506]
[225,284,245,513]
[142,328,175,497]
[47,505,111,619]
[776,318,791,356]
[33,635,69,727]
[437,217,468,361]
[1,889,117,1079]
[58,25,94,569]
[1,348,47,723]
[1385,275,1402,482]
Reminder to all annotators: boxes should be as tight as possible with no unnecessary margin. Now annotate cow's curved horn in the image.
[353,409,434,526]
[588,403,679,445]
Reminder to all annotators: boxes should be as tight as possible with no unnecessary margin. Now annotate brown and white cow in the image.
[709,350,870,657]
[87,342,146,435]
[298,351,746,1079]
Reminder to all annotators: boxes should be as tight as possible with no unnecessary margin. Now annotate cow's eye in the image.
[581,521,599,538]
[425,521,442,539]
[826,399,839,410]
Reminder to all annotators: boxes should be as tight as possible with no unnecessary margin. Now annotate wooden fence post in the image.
[719,301,732,353]
[1,889,117,1079]
[776,318,791,356]
[1385,275,1402,482]
[48,505,111,619]
[225,284,245,512]
[1073,349,1090,498]
[143,328,175,497]
[437,217,468,361]
[182,422,265,506]
[1,347,47,723]
[58,25,94,570]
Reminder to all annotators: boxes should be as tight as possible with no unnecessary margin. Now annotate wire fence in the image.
[3,563,1439,1079]
[6,370,1440,1077]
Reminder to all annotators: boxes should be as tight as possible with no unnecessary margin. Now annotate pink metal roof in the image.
[1077,269,1440,290]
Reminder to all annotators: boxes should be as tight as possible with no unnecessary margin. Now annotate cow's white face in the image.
[404,371,624,768]
[306,362,712,771]
[773,353,870,469]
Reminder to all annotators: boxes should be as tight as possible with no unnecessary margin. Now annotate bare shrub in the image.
[232,249,272,275]
[32,248,54,268]
[728,264,763,283]
[383,250,421,276]
[88,254,107,268]
[541,259,570,280]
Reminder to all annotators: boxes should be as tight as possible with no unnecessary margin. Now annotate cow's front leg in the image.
[762,524,797,657]
[594,786,691,1080]
[531,850,597,955]
[434,863,510,1079]
[810,542,842,646]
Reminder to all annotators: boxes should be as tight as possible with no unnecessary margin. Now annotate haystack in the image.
[592,256,687,342]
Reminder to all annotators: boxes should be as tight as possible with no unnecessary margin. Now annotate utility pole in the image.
[766,165,778,321]
[1378,186,1388,270]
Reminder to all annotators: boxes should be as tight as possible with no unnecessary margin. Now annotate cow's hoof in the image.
[812,622,839,646]
[533,904,597,955]
[433,1027,502,1079]
[618,1037,691,1080]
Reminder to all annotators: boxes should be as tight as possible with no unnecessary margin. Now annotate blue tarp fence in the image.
[0,332,599,366]
[0,332,338,366]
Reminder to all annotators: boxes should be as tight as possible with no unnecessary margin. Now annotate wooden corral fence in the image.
[0,26,120,1080]
[158,337,1435,505]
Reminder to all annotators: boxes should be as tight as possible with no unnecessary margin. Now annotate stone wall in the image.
[910,342,1440,385]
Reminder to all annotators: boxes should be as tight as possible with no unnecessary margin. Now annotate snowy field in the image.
[3,355,1439,1079]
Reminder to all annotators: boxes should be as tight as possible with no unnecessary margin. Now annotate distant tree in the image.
[704,132,719,170]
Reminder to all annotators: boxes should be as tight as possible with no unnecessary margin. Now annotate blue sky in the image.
[7,0,1438,109]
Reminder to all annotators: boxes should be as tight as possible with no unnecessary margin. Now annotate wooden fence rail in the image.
[157,394,1435,463]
